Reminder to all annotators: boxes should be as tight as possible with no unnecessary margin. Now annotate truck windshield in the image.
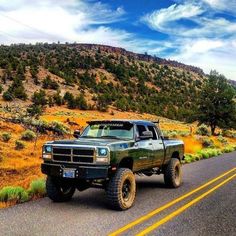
[81,123,134,140]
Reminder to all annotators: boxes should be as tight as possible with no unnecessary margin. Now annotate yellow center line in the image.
[108,167,236,236]
[136,173,236,236]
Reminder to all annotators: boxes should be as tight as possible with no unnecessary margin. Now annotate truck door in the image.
[147,125,165,167]
[135,124,153,170]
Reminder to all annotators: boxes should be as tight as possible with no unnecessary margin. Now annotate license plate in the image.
[63,169,75,178]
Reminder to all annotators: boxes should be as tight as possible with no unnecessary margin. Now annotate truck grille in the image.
[52,147,95,164]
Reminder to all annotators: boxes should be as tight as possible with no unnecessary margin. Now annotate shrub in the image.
[15,140,25,150]
[21,129,36,141]
[50,121,70,135]
[28,179,46,197]
[42,75,59,90]
[223,146,234,153]
[1,132,11,142]
[196,124,211,136]
[217,135,228,145]
[201,138,214,148]
[3,91,13,101]
[0,186,29,203]
[0,84,3,94]
[222,130,236,138]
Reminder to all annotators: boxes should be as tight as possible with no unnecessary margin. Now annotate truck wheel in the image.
[46,176,75,202]
[164,158,182,188]
[106,168,136,210]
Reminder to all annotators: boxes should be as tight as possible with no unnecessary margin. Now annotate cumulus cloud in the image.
[0,0,126,44]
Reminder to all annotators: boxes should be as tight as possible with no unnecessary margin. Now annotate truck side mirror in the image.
[140,131,153,140]
[73,130,81,139]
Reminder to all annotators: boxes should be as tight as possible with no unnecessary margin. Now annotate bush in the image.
[3,91,13,101]
[50,121,70,135]
[15,140,25,150]
[222,130,236,138]
[223,146,234,153]
[28,179,46,197]
[217,135,228,145]
[21,129,36,141]
[201,138,214,148]
[0,186,29,203]
[196,124,211,136]
[1,132,11,142]
[0,84,3,94]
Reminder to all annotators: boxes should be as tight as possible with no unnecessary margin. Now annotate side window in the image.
[147,126,158,140]
[136,125,147,137]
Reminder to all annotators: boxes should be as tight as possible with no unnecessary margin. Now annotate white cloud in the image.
[0,0,126,44]
[142,1,236,80]
[170,38,236,80]
[202,0,236,13]
[142,3,204,34]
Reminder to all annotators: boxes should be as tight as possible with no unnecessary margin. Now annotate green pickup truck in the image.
[41,120,184,210]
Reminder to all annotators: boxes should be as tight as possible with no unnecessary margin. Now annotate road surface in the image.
[0,151,236,236]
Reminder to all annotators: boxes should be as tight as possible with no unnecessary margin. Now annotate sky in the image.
[0,0,236,80]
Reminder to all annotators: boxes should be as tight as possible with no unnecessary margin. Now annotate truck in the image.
[41,120,184,210]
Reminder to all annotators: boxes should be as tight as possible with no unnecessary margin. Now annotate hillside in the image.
[0,43,208,121]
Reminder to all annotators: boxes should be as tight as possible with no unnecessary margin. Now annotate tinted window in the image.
[137,125,147,136]
[148,126,157,140]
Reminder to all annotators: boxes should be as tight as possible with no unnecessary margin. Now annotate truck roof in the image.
[87,119,157,126]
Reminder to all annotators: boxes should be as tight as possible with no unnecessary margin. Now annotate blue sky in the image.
[0,0,236,80]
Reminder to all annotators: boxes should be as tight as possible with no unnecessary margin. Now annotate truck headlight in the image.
[96,147,109,163]
[98,148,108,156]
[43,145,52,159]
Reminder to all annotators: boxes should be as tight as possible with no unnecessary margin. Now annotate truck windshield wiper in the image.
[80,135,97,138]
[100,135,121,139]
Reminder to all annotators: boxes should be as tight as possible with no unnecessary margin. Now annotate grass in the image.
[0,178,46,206]
[0,186,29,203]
[28,179,46,197]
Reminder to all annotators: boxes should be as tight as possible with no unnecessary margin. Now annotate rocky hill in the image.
[0,43,212,121]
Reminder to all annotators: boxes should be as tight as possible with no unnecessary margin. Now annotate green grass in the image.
[28,179,46,197]
[0,186,29,203]
[184,145,235,164]
[0,178,46,205]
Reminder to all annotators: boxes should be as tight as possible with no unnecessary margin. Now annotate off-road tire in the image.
[106,168,136,210]
[164,158,182,188]
[46,176,75,202]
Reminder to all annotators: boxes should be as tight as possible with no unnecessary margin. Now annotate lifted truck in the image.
[41,120,184,210]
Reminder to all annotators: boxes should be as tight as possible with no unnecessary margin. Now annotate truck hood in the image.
[46,138,128,147]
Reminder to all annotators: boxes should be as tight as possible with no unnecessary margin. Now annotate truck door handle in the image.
[148,143,152,145]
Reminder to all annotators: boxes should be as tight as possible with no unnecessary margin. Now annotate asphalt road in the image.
[0,152,236,236]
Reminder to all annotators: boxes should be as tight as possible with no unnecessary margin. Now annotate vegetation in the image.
[1,132,11,142]
[28,179,46,197]
[15,140,25,150]
[21,130,36,141]
[196,124,211,136]
[194,71,236,135]
[0,186,29,203]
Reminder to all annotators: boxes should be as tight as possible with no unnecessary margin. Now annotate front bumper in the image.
[41,163,109,179]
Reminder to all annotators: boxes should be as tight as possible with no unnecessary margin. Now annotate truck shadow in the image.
[65,178,167,210]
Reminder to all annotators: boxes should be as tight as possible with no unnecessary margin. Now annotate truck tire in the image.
[46,176,75,202]
[164,158,182,188]
[106,168,136,210]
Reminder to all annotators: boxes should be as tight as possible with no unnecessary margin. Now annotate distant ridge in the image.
[70,43,205,76]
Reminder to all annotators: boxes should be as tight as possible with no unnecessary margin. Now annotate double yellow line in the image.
[109,167,236,236]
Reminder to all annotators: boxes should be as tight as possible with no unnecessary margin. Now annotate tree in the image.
[32,89,47,106]
[75,93,88,110]
[194,71,236,135]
